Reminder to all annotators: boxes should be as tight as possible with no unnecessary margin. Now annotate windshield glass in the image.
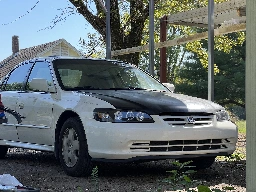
[53,59,169,92]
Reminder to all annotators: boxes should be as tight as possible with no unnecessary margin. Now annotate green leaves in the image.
[184,175,192,183]
[222,186,235,190]
[91,166,100,192]
[174,32,245,107]
[160,160,198,191]
[197,185,212,192]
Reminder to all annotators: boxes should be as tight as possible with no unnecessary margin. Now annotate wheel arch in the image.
[54,110,82,159]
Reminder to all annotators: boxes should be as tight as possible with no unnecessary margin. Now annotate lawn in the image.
[236,120,246,134]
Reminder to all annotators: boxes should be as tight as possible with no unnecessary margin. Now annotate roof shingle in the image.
[0,39,74,78]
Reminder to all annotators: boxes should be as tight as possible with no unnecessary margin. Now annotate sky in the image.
[0,0,95,61]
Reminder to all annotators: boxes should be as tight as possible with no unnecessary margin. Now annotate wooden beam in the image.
[170,21,219,28]
[111,23,246,56]
[167,0,246,24]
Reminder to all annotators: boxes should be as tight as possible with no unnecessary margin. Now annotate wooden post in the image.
[149,0,155,76]
[160,15,167,83]
[246,1,256,191]
[208,0,214,101]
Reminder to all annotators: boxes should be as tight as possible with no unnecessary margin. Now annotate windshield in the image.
[53,59,169,92]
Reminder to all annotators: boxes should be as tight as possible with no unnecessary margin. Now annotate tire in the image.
[59,117,92,177]
[178,156,216,170]
[0,146,8,159]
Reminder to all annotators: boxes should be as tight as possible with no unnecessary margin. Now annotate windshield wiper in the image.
[147,89,167,92]
[128,87,147,90]
[109,87,146,90]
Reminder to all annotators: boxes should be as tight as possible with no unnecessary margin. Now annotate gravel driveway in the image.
[0,134,246,192]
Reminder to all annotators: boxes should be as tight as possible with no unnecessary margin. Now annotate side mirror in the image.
[162,83,175,92]
[29,78,56,93]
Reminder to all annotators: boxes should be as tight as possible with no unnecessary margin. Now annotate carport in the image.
[111,0,255,190]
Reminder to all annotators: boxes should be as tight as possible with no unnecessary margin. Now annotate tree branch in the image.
[110,0,123,50]
[1,0,41,26]
[127,0,160,47]
[69,0,106,36]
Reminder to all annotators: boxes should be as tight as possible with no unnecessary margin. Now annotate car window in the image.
[58,69,82,88]
[54,59,169,91]
[27,61,54,91]
[0,77,6,90]
[4,62,33,91]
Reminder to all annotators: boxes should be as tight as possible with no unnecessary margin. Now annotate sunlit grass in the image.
[236,120,246,134]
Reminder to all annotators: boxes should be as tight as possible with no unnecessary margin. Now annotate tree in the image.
[174,33,245,108]
[68,0,245,109]
[69,0,154,65]
[174,54,208,99]
[65,0,233,66]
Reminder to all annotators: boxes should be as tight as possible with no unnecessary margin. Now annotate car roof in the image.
[36,56,121,63]
[9,56,135,77]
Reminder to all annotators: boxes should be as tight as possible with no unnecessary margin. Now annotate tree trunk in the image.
[68,0,152,66]
[114,53,140,65]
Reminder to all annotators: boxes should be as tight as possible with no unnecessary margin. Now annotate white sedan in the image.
[0,57,237,177]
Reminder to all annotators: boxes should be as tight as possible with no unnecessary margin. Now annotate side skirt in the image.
[0,140,54,152]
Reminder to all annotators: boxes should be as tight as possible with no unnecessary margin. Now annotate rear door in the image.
[0,62,33,141]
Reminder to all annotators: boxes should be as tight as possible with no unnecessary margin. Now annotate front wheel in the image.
[0,146,8,159]
[177,156,216,170]
[59,117,92,177]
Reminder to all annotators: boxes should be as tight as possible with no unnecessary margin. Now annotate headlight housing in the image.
[216,110,230,121]
[93,108,154,123]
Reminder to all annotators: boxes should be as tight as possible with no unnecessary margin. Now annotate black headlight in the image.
[93,108,154,123]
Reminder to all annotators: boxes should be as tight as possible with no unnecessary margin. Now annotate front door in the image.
[16,61,57,146]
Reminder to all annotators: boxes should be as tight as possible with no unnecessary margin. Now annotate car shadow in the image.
[1,150,246,191]
[95,160,246,187]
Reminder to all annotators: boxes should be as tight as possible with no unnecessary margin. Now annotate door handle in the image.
[18,103,24,109]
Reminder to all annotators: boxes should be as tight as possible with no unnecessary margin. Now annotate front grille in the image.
[159,113,213,126]
[130,139,229,152]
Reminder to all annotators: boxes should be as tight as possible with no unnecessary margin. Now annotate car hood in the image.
[79,90,223,115]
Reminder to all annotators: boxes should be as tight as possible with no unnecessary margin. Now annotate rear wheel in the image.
[178,156,216,169]
[0,146,8,159]
[59,117,92,177]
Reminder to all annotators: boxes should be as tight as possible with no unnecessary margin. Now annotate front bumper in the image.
[83,115,238,161]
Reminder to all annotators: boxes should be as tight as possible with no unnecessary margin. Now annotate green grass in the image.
[236,120,246,134]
